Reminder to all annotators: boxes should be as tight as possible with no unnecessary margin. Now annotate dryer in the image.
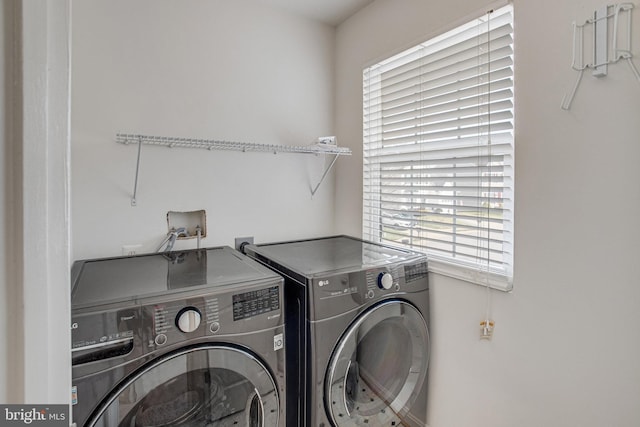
[244,235,430,427]
[71,247,285,427]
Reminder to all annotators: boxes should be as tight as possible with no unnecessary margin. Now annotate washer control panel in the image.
[232,286,280,321]
[145,284,282,350]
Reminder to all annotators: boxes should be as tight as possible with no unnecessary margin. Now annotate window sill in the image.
[427,257,513,292]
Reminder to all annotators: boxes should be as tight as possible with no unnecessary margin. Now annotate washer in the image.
[244,235,430,427]
[71,247,285,427]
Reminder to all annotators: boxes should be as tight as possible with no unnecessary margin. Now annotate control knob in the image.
[176,307,201,333]
[377,272,393,290]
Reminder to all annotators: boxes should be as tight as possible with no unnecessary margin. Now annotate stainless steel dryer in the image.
[71,247,285,427]
[243,235,430,427]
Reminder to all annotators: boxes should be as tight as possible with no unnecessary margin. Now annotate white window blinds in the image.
[363,5,514,289]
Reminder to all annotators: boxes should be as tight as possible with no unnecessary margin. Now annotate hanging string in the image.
[484,9,494,325]
[475,14,484,270]
[475,9,494,331]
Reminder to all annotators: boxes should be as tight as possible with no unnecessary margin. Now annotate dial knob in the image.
[377,272,393,290]
[176,307,201,333]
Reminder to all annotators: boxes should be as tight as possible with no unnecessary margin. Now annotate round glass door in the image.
[325,300,429,427]
[87,345,279,427]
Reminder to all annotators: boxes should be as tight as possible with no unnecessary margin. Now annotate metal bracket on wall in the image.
[130,136,142,206]
[116,133,351,205]
[561,2,639,110]
[311,153,341,196]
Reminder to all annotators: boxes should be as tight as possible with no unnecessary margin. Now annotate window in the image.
[362,5,514,290]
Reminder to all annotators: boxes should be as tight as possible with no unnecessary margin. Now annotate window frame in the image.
[362,3,514,291]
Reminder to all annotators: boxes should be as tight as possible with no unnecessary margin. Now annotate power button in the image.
[209,322,221,334]
[154,333,168,346]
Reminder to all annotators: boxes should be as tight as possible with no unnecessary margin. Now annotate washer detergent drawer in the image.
[71,308,140,365]
[84,345,281,427]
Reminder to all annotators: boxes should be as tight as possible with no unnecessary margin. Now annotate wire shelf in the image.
[116,132,351,205]
[115,133,352,155]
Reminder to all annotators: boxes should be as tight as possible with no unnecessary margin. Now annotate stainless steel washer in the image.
[71,247,285,427]
[244,235,430,427]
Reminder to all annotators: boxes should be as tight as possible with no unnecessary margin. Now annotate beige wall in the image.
[5,0,639,422]
[71,0,337,260]
[335,0,640,426]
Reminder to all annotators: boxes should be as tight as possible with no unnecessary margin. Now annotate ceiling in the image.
[254,0,375,26]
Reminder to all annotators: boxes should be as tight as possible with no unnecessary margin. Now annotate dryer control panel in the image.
[309,260,428,321]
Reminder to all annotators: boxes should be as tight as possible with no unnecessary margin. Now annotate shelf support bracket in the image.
[311,153,341,197]
[131,136,143,206]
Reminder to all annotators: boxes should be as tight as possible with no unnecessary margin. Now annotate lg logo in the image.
[71,322,78,330]
[318,280,329,287]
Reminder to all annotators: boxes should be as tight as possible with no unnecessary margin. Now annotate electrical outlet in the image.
[122,244,143,256]
[235,236,254,253]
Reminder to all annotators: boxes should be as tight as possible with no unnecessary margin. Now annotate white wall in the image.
[71,0,336,260]
[0,0,13,403]
[336,1,640,426]
[22,0,72,404]
[1,0,71,404]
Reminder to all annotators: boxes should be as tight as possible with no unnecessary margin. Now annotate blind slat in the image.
[368,122,513,150]
[379,110,513,141]
[378,12,514,78]
[379,43,514,102]
[381,99,513,132]
[374,74,514,114]
[373,155,508,169]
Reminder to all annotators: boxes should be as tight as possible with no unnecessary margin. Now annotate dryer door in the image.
[325,300,429,427]
[86,344,280,427]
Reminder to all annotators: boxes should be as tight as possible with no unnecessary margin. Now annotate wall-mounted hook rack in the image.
[561,2,639,110]
[116,133,351,205]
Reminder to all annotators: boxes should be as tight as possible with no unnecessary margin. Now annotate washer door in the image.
[86,345,279,427]
[325,300,429,426]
